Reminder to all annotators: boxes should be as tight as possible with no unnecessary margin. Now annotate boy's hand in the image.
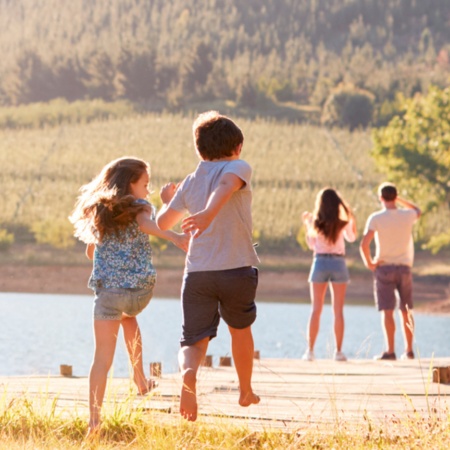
[173,232,190,252]
[181,211,213,238]
[160,182,178,204]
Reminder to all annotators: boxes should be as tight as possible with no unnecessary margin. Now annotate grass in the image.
[1,382,449,449]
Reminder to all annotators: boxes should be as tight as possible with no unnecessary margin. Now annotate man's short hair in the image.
[193,111,243,160]
[378,182,397,201]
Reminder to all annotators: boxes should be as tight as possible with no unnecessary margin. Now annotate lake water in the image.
[1,292,449,377]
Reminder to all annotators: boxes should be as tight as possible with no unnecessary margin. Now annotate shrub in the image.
[0,229,14,251]
[322,84,374,130]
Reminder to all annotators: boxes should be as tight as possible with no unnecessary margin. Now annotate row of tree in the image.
[1,0,449,127]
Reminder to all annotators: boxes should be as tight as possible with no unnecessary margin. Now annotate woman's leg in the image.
[121,315,148,393]
[330,283,347,352]
[88,319,121,433]
[307,282,328,351]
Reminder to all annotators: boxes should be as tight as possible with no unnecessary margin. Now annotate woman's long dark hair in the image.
[312,188,351,244]
[70,157,149,243]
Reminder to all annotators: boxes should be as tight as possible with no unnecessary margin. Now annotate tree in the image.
[321,83,374,130]
[372,86,450,252]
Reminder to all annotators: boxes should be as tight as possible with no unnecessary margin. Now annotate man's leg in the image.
[381,309,396,354]
[229,325,260,407]
[400,309,414,354]
[178,337,209,421]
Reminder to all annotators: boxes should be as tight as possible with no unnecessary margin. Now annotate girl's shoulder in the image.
[134,198,151,206]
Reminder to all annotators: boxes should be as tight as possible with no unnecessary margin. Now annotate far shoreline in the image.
[1,263,449,315]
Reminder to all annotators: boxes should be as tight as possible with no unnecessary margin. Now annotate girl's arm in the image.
[86,243,95,260]
[344,214,357,242]
[302,211,315,250]
[137,207,189,252]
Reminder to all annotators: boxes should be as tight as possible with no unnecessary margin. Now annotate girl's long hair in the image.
[312,188,351,244]
[70,157,149,243]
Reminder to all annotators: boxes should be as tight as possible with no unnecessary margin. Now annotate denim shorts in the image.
[308,254,350,283]
[374,265,413,311]
[93,286,154,320]
[180,266,258,346]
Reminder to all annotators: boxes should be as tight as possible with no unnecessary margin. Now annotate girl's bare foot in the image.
[137,378,158,396]
[86,421,101,440]
[180,369,198,421]
[239,390,260,407]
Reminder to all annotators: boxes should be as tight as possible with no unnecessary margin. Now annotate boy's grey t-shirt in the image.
[169,159,260,273]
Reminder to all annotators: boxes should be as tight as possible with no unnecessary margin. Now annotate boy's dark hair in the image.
[193,111,244,160]
[378,182,397,201]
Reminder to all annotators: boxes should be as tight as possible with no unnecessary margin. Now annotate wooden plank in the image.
[1,357,449,430]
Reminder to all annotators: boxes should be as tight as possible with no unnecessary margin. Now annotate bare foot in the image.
[239,390,260,407]
[137,378,158,396]
[86,421,100,440]
[180,369,198,421]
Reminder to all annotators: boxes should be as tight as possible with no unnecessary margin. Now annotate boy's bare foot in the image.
[180,369,198,421]
[239,390,260,407]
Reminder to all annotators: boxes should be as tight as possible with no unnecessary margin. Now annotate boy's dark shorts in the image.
[374,265,413,311]
[180,266,258,347]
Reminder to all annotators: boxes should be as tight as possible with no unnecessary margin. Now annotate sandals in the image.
[137,378,159,396]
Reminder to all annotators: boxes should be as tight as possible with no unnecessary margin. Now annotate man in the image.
[360,182,421,360]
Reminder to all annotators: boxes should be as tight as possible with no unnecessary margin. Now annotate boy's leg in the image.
[178,337,209,421]
[89,319,121,433]
[121,315,149,394]
[307,282,328,351]
[228,325,260,407]
[330,283,347,352]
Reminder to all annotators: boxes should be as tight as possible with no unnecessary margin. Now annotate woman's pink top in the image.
[306,219,356,255]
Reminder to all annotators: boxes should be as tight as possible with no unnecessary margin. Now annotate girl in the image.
[70,157,189,435]
[301,188,356,362]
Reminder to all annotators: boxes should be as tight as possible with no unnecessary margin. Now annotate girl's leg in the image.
[330,283,347,352]
[228,325,260,407]
[306,282,328,351]
[88,319,121,433]
[121,315,148,394]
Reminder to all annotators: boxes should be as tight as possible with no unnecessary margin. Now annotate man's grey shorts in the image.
[374,265,413,311]
[180,266,258,347]
[93,286,154,320]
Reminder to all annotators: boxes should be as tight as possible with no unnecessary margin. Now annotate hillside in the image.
[0,0,448,117]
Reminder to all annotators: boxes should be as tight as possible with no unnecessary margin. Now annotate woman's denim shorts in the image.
[93,286,154,320]
[308,254,350,283]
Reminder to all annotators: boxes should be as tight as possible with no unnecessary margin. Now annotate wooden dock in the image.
[2,358,450,431]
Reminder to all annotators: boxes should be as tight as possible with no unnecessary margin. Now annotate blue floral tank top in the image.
[88,199,157,290]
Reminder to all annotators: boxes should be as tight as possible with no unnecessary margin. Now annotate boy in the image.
[156,111,260,421]
[360,182,421,360]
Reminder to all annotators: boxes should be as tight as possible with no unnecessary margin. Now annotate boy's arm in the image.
[359,230,378,271]
[396,196,421,218]
[137,206,189,252]
[181,173,244,238]
[156,182,185,231]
